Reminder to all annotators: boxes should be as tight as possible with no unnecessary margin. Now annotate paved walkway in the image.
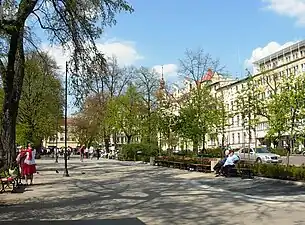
[1,159,305,225]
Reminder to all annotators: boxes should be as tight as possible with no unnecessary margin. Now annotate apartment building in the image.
[159,40,305,151]
[211,40,305,149]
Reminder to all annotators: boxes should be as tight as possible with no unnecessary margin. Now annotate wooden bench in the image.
[237,160,255,179]
[0,167,19,193]
[188,159,211,172]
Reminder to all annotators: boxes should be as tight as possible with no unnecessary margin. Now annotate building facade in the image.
[162,40,305,151]
[43,118,78,149]
[212,40,305,149]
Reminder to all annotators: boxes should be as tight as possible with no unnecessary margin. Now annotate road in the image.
[1,158,305,225]
[282,155,305,165]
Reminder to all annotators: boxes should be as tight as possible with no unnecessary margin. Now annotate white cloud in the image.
[245,41,296,68]
[96,40,143,66]
[41,39,143,73]
[152,64,178,80]
[262,0,305,25]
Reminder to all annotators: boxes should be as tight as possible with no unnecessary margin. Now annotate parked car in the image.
[237,146,282,164]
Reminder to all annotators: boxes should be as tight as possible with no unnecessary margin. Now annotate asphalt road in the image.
[282,155,305,165]
[1,159,305,225]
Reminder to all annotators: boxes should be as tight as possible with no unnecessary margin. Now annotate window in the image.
[231,117,234,126]
[232,133,235,144]
[237,115,240,126]
[237,133,240,144]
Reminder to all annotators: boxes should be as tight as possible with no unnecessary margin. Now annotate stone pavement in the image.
[0,158,305,225]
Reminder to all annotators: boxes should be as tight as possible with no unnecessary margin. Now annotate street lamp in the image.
[55,113,59,163]
[63,61,69,177]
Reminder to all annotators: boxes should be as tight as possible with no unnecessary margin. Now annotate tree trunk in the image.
[126,135,132,144]
[192,139,198,152]
[202,133,206,152]
[113,132,117,148]
[1,30,26,168]
[104,134,110,153]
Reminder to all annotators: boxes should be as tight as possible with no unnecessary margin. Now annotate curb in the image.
[255,176,305,186]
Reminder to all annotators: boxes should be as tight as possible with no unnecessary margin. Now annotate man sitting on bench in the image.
[221,150,240,177]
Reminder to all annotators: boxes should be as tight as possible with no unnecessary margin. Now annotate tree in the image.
[177,48,225,152]
[107,85,144,144]
[175,85,219,152]
[215,90,230,149]
[70,96,100,146]
[17,52,63,148]
[179,48,224,83]
[0,0,133,166]
[135,67,159,144]
[156,84,179,153]
[236,75,261,155]
[268,72,305,164]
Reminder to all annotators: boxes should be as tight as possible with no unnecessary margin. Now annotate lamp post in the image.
[63,61,69,177]
[55,113,59,163]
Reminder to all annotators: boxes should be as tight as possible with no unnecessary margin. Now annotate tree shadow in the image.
[0,218,146,225]
[0,160,305,224]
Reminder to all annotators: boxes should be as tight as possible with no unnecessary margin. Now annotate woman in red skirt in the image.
[23,143,37,185]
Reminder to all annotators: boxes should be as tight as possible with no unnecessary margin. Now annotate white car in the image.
[237,147,282,164]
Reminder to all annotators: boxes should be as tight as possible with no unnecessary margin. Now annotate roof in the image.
[253,40,305,65]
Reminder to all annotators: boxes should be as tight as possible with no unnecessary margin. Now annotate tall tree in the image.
[135,67,159,144]
[106,85,144,144]
[175,85,219,152]
[0,0,133,166]
[177,48,224,152]
[179,48,224,83]
[156,82,179,152]
[70,96,100,147]
[17,52,63,148]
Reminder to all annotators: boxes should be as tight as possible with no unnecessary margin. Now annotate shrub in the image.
[200,148,222,158]
[237,162,305,181]
[119,143,159,162]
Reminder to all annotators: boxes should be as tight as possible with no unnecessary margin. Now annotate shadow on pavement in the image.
[0,218,146,225]
[193,176,305,199]
[0,160,305,224]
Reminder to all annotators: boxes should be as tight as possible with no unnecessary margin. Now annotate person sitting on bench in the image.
[221,150,240,177]
[214,150,230,177]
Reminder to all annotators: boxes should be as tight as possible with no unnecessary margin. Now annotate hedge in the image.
[237,162,305,181]
[118,143,159,162]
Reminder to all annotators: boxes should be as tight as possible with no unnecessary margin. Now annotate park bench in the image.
[0,167,19,193]
[236,160,255,179]
[188,159,211,172]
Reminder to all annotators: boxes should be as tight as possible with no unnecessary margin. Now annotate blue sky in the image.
[95,0,305,80]
[40,0,305,113]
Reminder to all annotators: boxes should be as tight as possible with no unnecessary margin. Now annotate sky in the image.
[40,0,305,111]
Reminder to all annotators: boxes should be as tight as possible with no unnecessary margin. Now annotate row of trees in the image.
[71,49,228,153]
[70,57,160,151]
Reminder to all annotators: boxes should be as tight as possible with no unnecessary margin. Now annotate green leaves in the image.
[106,85,144,143]
[16,52,64,146]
